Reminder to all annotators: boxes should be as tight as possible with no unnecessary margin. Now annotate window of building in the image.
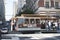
[38,0,44,7]
[45,2,49,8]
[51,0,54,7]
[55,2,59,9]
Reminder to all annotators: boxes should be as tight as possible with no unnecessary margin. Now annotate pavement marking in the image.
[2,34,60,40]
[30,36,40,39]
[2,34,60,36]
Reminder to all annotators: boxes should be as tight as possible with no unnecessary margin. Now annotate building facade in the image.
[13,1,18,17]
[36,0,60,16]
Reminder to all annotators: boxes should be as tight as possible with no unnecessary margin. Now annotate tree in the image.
[22,8,34,14]
[16,8,34,16]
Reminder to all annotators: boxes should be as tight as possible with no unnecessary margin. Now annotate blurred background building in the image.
[36,0,60,17]
[0,0,5,21]
[13,1,18,17]
[0,0,5,28]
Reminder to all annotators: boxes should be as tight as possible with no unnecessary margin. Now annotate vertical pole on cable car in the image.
[11,20,13,31]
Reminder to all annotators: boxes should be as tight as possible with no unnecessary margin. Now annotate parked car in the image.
[1,28,8,34]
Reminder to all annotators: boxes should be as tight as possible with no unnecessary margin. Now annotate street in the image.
[1,0,60,40]
[1,34,60,40]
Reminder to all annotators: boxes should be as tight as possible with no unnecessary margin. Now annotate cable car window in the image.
[30,19,35,24]
[25,19,29,24]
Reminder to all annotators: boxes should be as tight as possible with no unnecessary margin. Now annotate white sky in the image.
[5,0,17,21]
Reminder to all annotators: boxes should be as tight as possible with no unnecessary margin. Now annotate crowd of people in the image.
[39,20,59,30]
[11,19,60,31]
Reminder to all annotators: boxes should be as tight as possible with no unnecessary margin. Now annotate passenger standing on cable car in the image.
[54,21,58,30]
[45,21,49,31]
[48,21,51,30]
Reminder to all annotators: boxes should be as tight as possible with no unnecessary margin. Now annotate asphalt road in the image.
[1,34,60,40]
